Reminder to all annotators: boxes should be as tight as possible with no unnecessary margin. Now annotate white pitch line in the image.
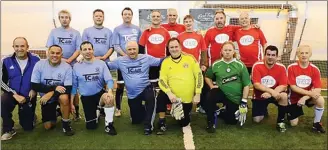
[182,124,195,150]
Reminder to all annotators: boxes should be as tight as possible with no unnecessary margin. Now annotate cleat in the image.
[276,122,287,132]
[156,123,167,135]
[1,130,17,141]
[114,109,121,117]
[196,106,206,114]
[62,121,74,136]
[144,128,152,135]
[312,122,326,133]
[105,123,117,135]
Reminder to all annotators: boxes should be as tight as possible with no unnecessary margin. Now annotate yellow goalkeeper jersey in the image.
[159,54,203,103]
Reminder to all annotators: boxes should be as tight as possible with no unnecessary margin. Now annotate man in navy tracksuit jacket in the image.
[1,37,40,141]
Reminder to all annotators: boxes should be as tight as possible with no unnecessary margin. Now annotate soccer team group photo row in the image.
[1,7,325,141]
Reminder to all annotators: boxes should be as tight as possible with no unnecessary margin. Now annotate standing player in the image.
[204,11,242,66]
[82,9,114,62]
[161,8,186,38]
[112,7,142,117]
[156,38,203,135]
[31,45,74,136]
[177,14,208,113]
[287,45,325,133]
[234,11,267,74]
[46,10,82,120]
[107,41,162,135]
[71,41,117,135]
[204,41,251,133]
[139,10,170,89]
[1,37,40,141]
[251,45,288,132]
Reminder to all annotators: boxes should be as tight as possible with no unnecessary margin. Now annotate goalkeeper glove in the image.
[170,98,184,120]
[238,99,248,126]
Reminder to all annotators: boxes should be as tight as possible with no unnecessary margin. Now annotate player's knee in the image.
[59,94,70,106]
[315,96,325,108]
[290,118,299,126]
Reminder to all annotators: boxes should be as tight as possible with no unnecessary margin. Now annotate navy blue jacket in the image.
[2,52,40,97]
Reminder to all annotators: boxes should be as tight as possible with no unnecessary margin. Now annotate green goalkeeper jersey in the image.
[206,58,251,104]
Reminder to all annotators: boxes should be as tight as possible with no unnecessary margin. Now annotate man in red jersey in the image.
[234,11,267,74]
[177,15,208,113]
[139,10,171,89]
[251,45,288,132]
[204,11,241,66]
[161,8,186,38]
[287,45,325,133]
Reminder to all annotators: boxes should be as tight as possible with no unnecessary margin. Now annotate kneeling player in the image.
[204,41,251,133]
[31,45,74,136]
[251,45,288,132]
[107,41,162,135]
[71,41,117,135]
[156,38,203,135]
[287,45,325,133]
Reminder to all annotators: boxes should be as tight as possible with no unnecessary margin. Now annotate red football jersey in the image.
[287,62,321,104]
[139,27,171,58]
[177,31,206,62]
[234,28,267,67]
[252,61,287,100]
[161,23,186,38]
[204,25,241,65]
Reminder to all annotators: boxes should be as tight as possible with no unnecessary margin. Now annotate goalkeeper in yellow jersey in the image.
[156,37,203,135]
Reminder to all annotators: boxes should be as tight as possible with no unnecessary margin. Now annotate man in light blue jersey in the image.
[46,9,82,64]
[31,45,74,136]
[107,41,161,135]
[82,9,114,62]
[46,9,82,120]
[111,7,142,117]
[71,41,117,135]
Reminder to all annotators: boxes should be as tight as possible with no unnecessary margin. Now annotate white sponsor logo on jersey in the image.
[239,35,254,46]
[122,34,138,42]
[148,34,164,44]
[261,75,276,88]
[183,38,198,49]
[215,34,229,44]
[296,75,312,88]
[169,31,179,38]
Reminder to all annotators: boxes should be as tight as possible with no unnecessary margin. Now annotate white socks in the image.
[104,106,115,125]
[314,107,324,123]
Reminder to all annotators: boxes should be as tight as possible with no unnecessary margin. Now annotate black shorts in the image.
[128,85,156,128]
[156,90,193,127]
[41,101,58,123]
[287,99,315,121]
[252,97,278,117]
[80,91,103,124]
[117,70,124,84]
[149,66,160,82]
[205,88,239,125]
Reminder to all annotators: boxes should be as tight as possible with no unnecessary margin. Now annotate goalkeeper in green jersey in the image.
[156,37,203,135]
[204,41,251,133]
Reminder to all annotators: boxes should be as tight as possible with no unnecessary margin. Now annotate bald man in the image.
[161,8,186,38]
[107,41,163,135]
[287,45,325,133]
[1,37,40,140]
[234,11,267,74]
